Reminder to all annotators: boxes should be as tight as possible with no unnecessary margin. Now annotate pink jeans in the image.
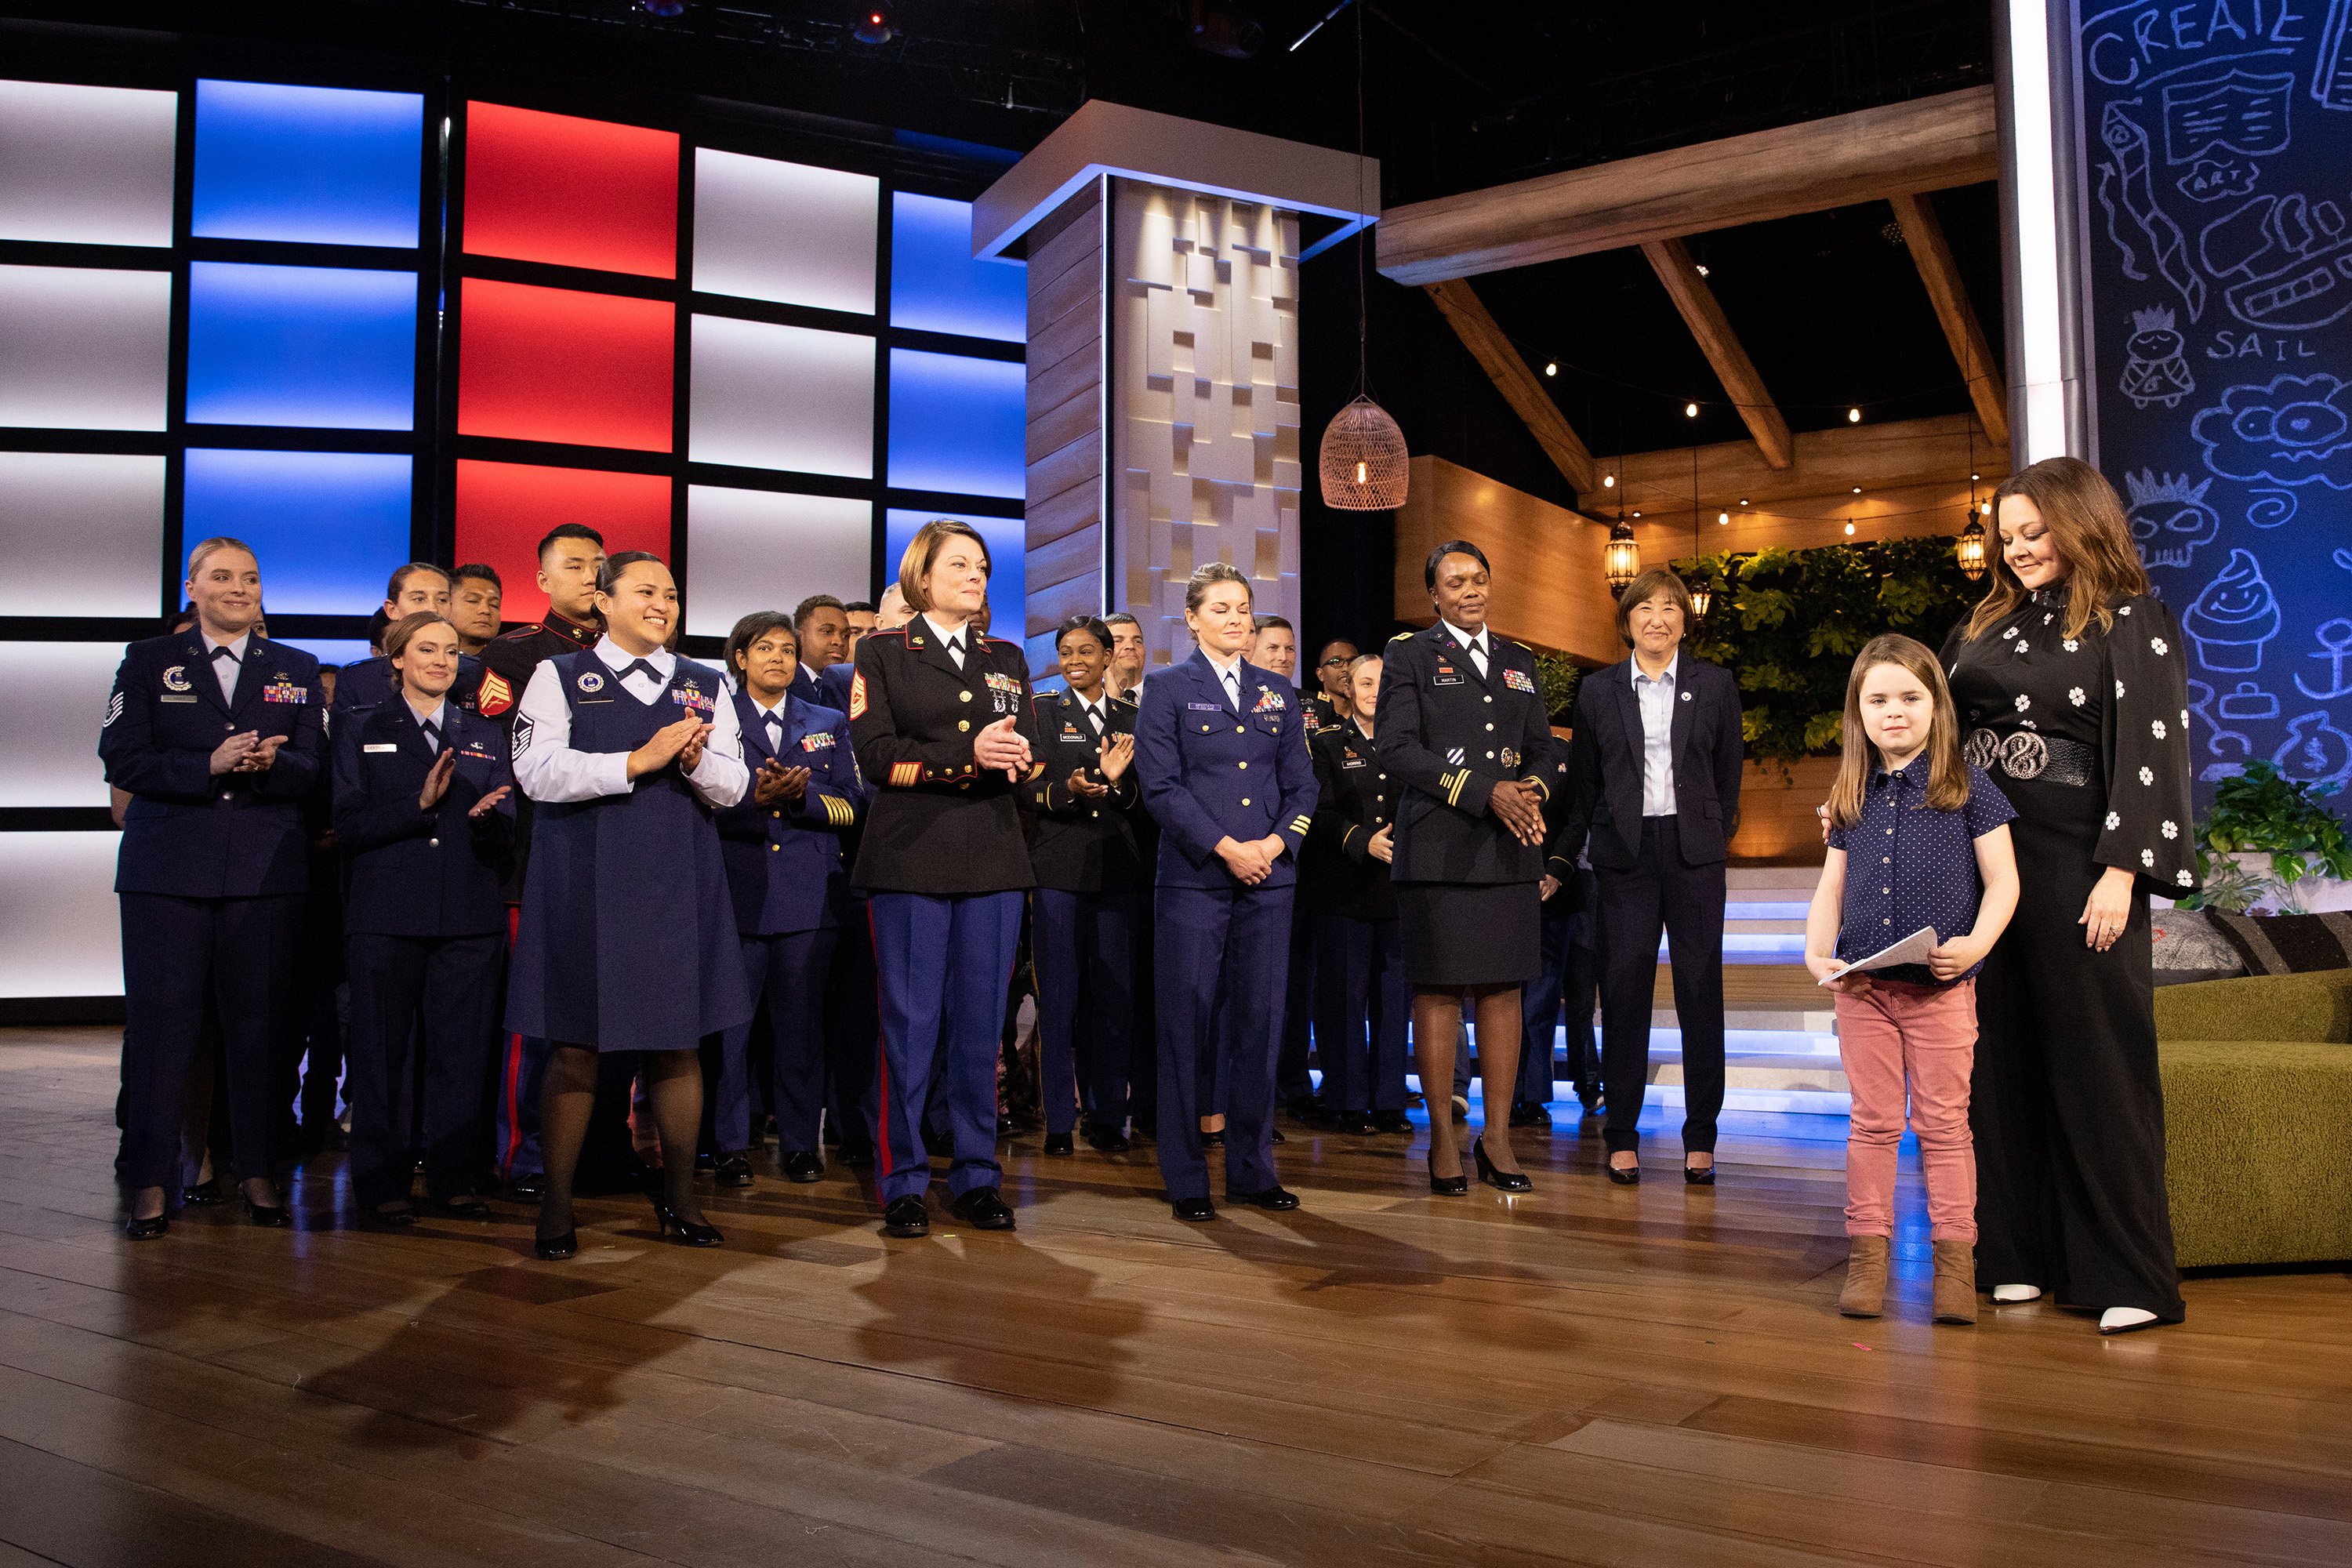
[1834,977,1978,1242]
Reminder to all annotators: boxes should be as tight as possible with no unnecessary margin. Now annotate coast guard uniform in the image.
[101,629,326,1194]
[710,688,862,1160]
[848,618,1039,1207]
[1134,649,1317,1204]
[1022,688,1146,1141]
[504,641,751,1054]
[1304,716,1409,1119]
[332,697,514,1207]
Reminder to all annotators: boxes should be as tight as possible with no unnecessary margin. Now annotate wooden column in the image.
[1020,181,1108,681]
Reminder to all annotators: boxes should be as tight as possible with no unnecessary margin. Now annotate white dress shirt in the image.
[924,613,971,669]
[746,693,788,756]
[1632,652,1679,817]
[405,695,448,750]
[510,637,747,808]
[1441,619,1490,679]
[201,630,251,702]
[1203,647,1246,711]
[1075,692,1109,736]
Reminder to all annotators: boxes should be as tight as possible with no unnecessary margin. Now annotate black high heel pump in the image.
[1472,1137,1532,1193]
[651,1194,723,1247]
[1426,1149,1468,1196]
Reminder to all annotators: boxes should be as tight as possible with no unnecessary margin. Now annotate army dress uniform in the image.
[1374,622,1558,985]
[1022,688,1147,1144]
[101,628,327,1203]
[709,688,862,1170]
[1133,649,1319,1208]
[1303,717,1409,1120]
[1275,684,1348,1115]
[848,618,1040,1214]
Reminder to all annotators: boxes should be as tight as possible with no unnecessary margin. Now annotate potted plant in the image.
[2185,761,2352,914]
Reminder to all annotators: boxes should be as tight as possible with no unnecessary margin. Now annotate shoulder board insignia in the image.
[497,624,546,643]
[1390,630,1414,642]
[477,670,514,717]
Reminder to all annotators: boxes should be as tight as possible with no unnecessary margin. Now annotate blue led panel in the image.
[887,349,1024,499]
[277,639,375,670]
[884,509,1024,641]
[186,261,416,430]
[192,80,423,248]
[890,193,1025,343]
[183,449,411,615]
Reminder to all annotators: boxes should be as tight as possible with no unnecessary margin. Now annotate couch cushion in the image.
[2204,911,2352,975]
[2155,970,2352,1045]
[2159,1038,2352,1269]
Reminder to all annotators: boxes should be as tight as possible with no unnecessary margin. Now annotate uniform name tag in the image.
[161,694,197,703]
[364,743,398,753]
[799,731,835,752]
[1341,754,1367,769]
[1503,667,1536,695]
[1187,702,1224,711]
[1431,662,1463,687]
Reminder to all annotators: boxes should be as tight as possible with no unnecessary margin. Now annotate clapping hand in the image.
[975,714,1031,780]
[1068,768,1111,800]
[753,760,810,804]
[419,748,459,811]
[210,730,260,776]
[468,784,511,818]
[628,713,707,780]
[1098,731,1135,783]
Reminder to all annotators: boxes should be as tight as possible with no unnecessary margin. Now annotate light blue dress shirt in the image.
[1632,653,1679,817]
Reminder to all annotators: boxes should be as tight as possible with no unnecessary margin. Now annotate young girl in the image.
[1804,634,2019,1325]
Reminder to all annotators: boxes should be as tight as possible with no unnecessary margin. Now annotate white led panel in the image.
[0,265,172,430]
[684,486,871,637]
[688,315,873,477]
[0,642,122,808]
[692,150,877,314]
[0,832,124,998]
[0,452,165,616]
[0,79,179,247]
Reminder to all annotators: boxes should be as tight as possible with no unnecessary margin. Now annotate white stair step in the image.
[1726,867,1826,889]
[1722,901,1814,920]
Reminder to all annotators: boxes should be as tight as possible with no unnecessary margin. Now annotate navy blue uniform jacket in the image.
[1374,625,1558,885]
[330,653,481,722]
[1560,655,1744,869]
[331,699,515,937]
[713,689,862,935]
[1133,651,1317,890]
[101,631,326,898]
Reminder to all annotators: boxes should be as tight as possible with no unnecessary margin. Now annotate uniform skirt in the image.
[1395,880,1539,986]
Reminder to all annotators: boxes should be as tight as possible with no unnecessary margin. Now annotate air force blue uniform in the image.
[101,630,326,1192]
[1134,651,1317,1203]
[709,690,862,1156]
[332,699,514,1207]
[329,652,481,721]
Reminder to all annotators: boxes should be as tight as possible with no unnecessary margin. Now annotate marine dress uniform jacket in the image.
[101,630,327,1192]
[1374,623,1559,886]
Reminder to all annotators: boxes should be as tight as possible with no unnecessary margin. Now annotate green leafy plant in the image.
[1672,536,1980,765]
[2181,852,2267,914]
[1534,651,1581,726]
[2184,760,2352,910]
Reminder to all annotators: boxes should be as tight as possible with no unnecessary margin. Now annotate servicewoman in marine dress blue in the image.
[710,610,862,1185]
[505,552,752,1260]
[331,611,514,1225]
[103,536,326,1237]
[1134,561,1319,1222]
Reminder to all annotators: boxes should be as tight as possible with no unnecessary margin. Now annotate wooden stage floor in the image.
[3,1025,2348,1567]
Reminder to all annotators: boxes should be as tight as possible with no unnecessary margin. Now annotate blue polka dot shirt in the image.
[1826,761,2016,985]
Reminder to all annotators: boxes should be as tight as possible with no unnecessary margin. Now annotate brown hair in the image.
[1613,568,1693,645]
[896,519,991,612]
[1823,633,1969,827]
[383,611,458,666]
[1962,456,2149,644]
[1183,561,1252,615]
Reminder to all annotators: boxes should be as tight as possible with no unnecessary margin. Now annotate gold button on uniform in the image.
[957,719,970,731]
[1235,724,1244,734]
[1236,760,1247,769]
[958,691,971,702]
[1484,722,1494,731]
[770,843,779,852]
[1483,695,1492,703]
[1240,797,1250,806]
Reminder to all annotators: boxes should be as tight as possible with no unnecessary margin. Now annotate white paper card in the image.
[1820,925,1938,985]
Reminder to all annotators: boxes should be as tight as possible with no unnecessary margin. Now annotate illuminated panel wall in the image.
[884,509,1028,640]
[453,459,673,624]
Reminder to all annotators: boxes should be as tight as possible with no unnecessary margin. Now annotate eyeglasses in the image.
[1318,656,1354,667]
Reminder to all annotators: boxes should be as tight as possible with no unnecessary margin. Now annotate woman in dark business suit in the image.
[1562,568,1745,1185]
[332,612,514,1225]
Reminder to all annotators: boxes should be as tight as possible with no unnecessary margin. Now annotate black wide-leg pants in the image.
[1595,818,1726,1155]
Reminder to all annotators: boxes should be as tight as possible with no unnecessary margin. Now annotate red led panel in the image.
[458,278,673,452]
[453,459,672,625]
[463,102,677,278]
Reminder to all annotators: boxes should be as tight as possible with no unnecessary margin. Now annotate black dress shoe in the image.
[430,1193,491,1218]
[1082,1123,1131,1153]
[1372,1110,1413,1135]
[1043,1132,1075,1156]
[367,1203,420,1228]
[1427,1154,1468,1196]
[882,1196,930,1237]
[1508,1100,1549,1128]
[124,1211,169,1240]
[1171,1196,1216,1221]
[508,1171,546,1202]
[714,1152,755,1188]
[1200,1129,1226,1148]
[1606,1158,1641,1185]
[243,1195,291,1228]
[1227,1185,1300,1211]
[779,1149,825,1183]
[1684,1160,1717,1186]
[1287,1094,1329,1125]
[948,1187,1016,1231]
[1472,1137,1534,1192]
[1576,1083,1603,1115]
[837,1141,876,1169]
[651,1196,724,1247]
[534,1229,578,1261]
[180,1178,229,1207]
[1336,1110,1377,1135]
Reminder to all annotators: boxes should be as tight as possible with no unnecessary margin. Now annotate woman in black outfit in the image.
[1941,456,2195,1334]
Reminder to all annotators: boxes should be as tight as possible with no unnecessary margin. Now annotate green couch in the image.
[2155,969,2352,1269]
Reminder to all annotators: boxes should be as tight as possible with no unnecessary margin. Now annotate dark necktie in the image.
[212,644,239,666]
[765,715,784,753]
[945,635,965,670]
[619,658,661,686]
[421,718,442,753]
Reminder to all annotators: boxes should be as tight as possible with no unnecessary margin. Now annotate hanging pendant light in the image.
[1604,517,1639,595]
[1958,422,1988,580]
[1685,574,1711,619]
[1318,1,1407,510]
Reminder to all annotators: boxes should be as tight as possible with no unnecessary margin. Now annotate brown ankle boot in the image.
[1838,1235,1889,1318]
[1931,1240,1977,1324]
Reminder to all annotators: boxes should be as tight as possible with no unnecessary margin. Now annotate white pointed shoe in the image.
[2098,1307,2159,1334]
[1990,1283,2042,1303]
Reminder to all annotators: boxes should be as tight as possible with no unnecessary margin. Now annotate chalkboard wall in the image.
[2074,0,2352,812]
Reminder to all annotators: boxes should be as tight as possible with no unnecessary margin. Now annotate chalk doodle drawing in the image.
[2178,157,2262,202]
[2125,470,2220,567]
[2298,618,2352,699]
[2318,2,2352,111]
[2183,548,2282,671]
[2190,372,2352,486]
[2197,192,2352,331]
[2120,307,2198,406]
[2163,67,2296,163]
[2102,103,2208,320]
[2336,547,2352,572]
[2189,677,2258,760]
[2275,710,2352,786]
[2248,488,2299,525]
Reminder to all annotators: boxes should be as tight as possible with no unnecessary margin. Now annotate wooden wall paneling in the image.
[1376,86,1998,285]
[1640,237,1794,470]
[1629,476,1990,559]
[1609,413,2007,518]
[1889,191,2010,450]
[1022,180,1106,677]
[1420,278,1599,493]
[1392,456,1624,666]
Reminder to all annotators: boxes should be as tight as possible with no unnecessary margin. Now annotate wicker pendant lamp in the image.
[1318,2,1407,510]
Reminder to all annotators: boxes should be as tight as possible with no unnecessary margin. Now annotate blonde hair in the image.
[896,519,991,613]
[185,535,256,579]
[1962,456,2150,644]
[1823,634,1969,828]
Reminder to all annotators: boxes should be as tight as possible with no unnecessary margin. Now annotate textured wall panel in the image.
[1020,182,1105,681]
[693,150,877,314]
[0,452,165,618]
[684,486,871,637]
[0,79,177,247]
[1108,180,1300,669]
[0,265,172,431]
[0,833,125,997]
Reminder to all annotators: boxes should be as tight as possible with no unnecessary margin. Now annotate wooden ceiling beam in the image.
[1421,276,1599,494]
[1640,236,1794,470]
[1377,86,1997,285]
[1889,191,2010,451]
[1606,412,2006,515]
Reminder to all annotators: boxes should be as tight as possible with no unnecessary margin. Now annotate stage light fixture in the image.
[1686,576,1711,618]
[853,3,895,44]
[1852,486,1861,494]
[1717,511,1728,524]
[1844,521,1857,535]
[1970,471,1980,481]
[1602,474,1614,488]
[641,0,685,16]
[1847,406,1861,423]
[1190,1,1267,58]
[1684,401,1699,418]
[1694,263,1710,277]
[1980,500,1993,514]
[1956,517,1988,580]
[1544,361,1557,376]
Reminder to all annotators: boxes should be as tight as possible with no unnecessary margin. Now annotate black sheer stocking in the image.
[1413,984,1526,1178]
[535,1043,598,1242]
[642,1049,707,1226]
